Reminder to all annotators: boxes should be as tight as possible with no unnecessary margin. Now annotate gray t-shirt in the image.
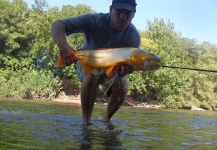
[62,13,140,50]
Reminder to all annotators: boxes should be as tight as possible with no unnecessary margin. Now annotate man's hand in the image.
[51,20,78,66]
[59,44,78,66]
[116,64,134,77]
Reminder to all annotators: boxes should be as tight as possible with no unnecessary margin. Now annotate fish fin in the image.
[80,60,95,75]
[54,55,65,67]
[106,67,115,78]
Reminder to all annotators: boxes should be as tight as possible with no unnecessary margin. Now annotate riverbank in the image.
[52,94,209,111]
[52,80,213,110]
[53,97,160,108]
[53,97,211,111]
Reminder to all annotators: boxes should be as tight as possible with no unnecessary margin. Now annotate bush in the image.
[0,68,60,100]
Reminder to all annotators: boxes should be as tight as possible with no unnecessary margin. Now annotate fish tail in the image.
[54,55,66,67]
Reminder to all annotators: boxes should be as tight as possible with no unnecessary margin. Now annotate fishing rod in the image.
[161,65,217,73]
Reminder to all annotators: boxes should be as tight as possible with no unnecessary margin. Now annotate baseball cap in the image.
[112,0,137,12]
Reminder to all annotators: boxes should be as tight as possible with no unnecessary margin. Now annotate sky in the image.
[24,0,217,45]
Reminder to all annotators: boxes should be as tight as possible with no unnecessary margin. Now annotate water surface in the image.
[0,98,216,149]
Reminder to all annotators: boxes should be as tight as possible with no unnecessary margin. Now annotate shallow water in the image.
[0,98,216,150]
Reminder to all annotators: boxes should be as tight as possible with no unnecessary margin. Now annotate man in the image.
[51,0,140,124]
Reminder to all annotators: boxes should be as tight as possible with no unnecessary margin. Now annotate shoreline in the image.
[53,97,162,109]
[52,98,160,108]
[52,96,208,111]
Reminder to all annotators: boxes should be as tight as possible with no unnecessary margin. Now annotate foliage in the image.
[0,68,60,100]
[136,18,192,108]
[131,18,217,110]
[0,0,33,69]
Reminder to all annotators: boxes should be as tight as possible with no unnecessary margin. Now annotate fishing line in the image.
[161,65,217,73]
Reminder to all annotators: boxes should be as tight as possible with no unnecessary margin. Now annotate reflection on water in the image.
[0,98,216,149]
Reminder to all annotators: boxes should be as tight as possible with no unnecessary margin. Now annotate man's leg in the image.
[81,73,99,124]
[102,77,128,122]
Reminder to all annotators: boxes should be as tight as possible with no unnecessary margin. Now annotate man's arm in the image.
[51,20,78,65]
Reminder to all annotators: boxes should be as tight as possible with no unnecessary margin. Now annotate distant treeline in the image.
[0,0,217,110]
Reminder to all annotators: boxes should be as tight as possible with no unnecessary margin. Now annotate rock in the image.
[191,106,205,111]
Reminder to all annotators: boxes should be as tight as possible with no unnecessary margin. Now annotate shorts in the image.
[75,61,128,96]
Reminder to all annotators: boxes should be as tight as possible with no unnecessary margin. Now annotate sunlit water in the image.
[0,98,216,150]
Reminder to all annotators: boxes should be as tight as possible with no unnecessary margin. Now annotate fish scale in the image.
[76,48,134,66]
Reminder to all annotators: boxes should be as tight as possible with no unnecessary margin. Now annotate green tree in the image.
[140,18,192,108]
[31,0,48,12]
[188,42,217,110]
[0,0,60,99]
[0,0,33,70]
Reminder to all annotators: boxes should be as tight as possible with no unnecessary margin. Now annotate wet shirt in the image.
[62,13,140,50]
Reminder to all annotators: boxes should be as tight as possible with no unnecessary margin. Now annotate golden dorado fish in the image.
[55,48,160,78]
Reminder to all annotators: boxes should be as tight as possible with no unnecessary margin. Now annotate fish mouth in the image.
[143,56,161,71]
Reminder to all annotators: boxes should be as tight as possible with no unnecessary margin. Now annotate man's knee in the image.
[82,73,99,89]
[108,77,128,96]
[115,77,128,91]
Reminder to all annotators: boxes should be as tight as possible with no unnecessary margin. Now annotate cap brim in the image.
[112,4,136,12]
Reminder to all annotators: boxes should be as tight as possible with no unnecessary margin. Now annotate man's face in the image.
[110,6,135,31]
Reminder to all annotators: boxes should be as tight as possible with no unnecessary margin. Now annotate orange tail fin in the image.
[54,55,65,67]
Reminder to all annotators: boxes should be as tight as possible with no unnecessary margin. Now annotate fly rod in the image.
[161,65,217,73]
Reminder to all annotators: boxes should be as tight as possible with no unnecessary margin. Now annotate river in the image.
[0,98,216,150]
